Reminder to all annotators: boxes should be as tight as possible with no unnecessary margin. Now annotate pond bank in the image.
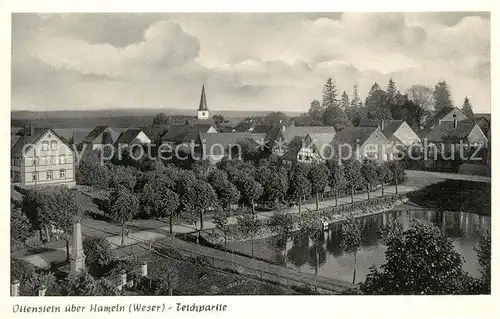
[205,195,410,245]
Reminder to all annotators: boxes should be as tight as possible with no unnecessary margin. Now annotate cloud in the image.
[11,12,491,113]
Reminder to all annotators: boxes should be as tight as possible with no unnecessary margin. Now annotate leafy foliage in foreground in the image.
[359,220,489,295]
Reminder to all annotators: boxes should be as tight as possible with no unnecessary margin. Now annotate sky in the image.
[11,12,491,113]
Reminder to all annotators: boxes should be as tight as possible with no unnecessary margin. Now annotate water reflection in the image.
[253,210,490,283]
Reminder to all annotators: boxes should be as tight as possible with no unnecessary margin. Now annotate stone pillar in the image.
[121,270,127,286]
[38,285,47,296]
[70,222,86,273]
[11,280,20,296]
[141,262,148,277]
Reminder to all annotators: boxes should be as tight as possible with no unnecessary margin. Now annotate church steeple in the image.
[197,84,209,120]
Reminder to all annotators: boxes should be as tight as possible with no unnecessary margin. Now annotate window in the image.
[42,141,49,151]
[59,155,66,164]
[46,156,52,165]
[32,172,38,182]
[298,155,303,161]
[59,169,66,179]
[50,141,57,151]
[46,171,53,180]
[52,155,57,165]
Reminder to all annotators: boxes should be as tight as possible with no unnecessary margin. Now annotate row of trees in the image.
[308,78,476,131]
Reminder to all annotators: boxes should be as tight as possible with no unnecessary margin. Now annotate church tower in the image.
[197,84,209,120]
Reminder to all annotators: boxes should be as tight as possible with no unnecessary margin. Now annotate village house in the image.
[424,119,488,149]
[196,132,267,164]
[115,128,152,148]
[424,107,470,131]
[81,126,122,152]
[265,123,336,157]
[282,132,334,165]
[11,125,76,187]
[359,119,421,146]
[331,126,394,162]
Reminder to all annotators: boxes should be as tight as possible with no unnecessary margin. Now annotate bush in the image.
[83,237,117,277]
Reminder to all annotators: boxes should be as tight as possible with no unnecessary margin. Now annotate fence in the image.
[11,263,149,297]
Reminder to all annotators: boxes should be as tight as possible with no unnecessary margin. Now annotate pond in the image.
[226,210,491,284]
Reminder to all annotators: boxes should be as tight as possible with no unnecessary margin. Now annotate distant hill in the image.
[11,109,302,129]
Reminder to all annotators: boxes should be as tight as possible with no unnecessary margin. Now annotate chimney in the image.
[24,123,33,136]
[380,119,385,131]
[453,118,458,129]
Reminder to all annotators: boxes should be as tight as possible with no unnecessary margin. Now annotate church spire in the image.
[198,84,208,111]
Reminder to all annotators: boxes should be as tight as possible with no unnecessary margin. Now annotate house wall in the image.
[135,131,152,144]
[393,122,421,146]
[20,130,76,187]
[467,124,489,145]
[357,129,394,162]
[198,110,209,120]
[440,109,469,123]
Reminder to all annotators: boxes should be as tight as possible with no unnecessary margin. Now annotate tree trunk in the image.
[351,189,354,204]
[224,230,227,252]
[395,173,399,194]
[200,211,204,231]
[315,244,319,276]
[335,189,338,206]
[251,200,255,215]
[121,223,125,247]
[381,183,384,197]
[39,229,44,243]
[298,197,302,213]
[283,240,288,267]
[168,287,173,296]
[251,237,254,259]
[315,193,319,211]
[44,225,51,243]
[367,184,370,200]
[169,215,173,235]
[66,239,70,262]
[352,251,357,284]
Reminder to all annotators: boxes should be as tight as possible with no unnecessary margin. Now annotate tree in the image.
[233,174,263,215]
[61,271,100,296]
[264,112,290,126]
[288,172,311,213]
[152,113,170,126]
[462,96,474,119]
[340,91,350,110]
[342,159,364,203]
[180,179,218,244]
[384,160,406,193]
[256,166,288,207]
[208,169,240,210]
[365,83,392,120]
[298,209,324,275]
[213,207,230,250]
[155,263,181,296]
[11,204,34,248]
[308,163,330,210]
[347,84,363,126]
[308,100,323,121]
[407,85,434,128]
[376,163,392,197]
[475,230,491,293]
[76,150,110,189]
[360,220,470,294]
[386,78,398,104]
[212,114,225,124]
[83,237,116,276]
[269,211,295,266]
[109,165,137,192]
[236,213,262,259]
[141,177,180,234]
[108,186,140,246]
[340,215,362,284]
[433,81,453,112]
[322,77,338,108]
[322,105,352,131]
[328,159,347,206]
[361,159,378,200]
[36,186,82,260]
